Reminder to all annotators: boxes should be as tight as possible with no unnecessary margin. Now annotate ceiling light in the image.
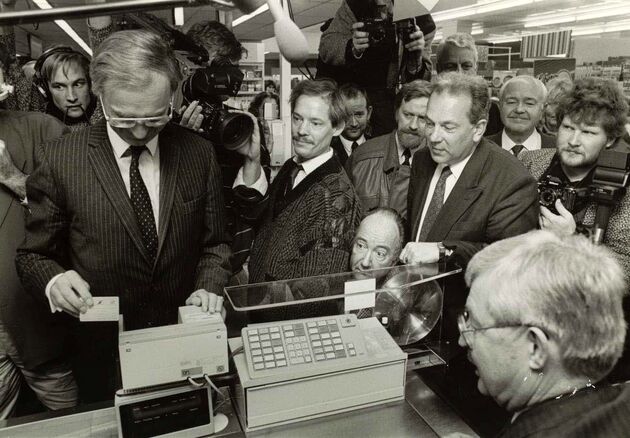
[232,3,269,27]
[32,0,91,56]
[524,4,630,28]
[432,0,547,23]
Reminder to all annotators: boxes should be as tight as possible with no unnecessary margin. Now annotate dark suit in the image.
[1,111,69,370]
[409,138,539,265]
[16,120,231,400]
[408,138,539,340]
[330,135,349,166]
[497,382,630,438]
[485,129,556,154]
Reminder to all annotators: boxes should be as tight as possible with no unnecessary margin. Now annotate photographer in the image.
[520,78,630,274]
[318,0,434,137]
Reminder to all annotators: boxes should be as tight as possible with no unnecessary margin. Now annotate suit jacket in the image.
[498,382,630,438]
[330,136,349,167]
[346,131,414,219]
[0,111,69,369]
[16,120,232,338]
[408,138,539,266]
[485,129,556,155]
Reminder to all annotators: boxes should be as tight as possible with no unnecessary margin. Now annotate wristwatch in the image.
[437,242,454,261]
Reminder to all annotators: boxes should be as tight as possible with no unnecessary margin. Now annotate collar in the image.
[436,146,477,178]
[339,135,366,150]
[395,131,420,161]
[502,129,541,151]
[294,149,334,176]
[107,123,159,158]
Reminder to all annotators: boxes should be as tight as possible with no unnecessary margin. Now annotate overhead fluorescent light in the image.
[524,4,630,28]
[432,0,547,23]
[232,3,269,27]
[174,7,185,26]
[571,20,630,36]
[31,0,92,56]
[486,35,525,44]
[471,24,484,35]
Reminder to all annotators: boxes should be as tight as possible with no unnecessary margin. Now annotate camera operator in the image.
[318,0,434,137]
[520,77,630,274]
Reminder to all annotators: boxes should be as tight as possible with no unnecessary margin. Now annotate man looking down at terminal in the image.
[460,230,630,437]
[16,30,231,402]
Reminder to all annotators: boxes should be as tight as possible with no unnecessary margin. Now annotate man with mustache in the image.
[346,80,431,220]
[233,79,362,283]
[486,75,555,158]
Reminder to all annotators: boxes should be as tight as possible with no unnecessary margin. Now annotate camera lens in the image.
[540,190,555,206]
[219,112,255,151]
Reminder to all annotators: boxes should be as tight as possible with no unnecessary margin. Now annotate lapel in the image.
[87,119,153,265]
[155,124,180,264]
[0,140,27,225]
[410,149,437,238]
[382,131,400,174]
[426,142,488,241]
[330,136,348,165]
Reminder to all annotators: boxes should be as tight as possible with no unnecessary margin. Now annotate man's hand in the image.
[351,22,370,57]
[399,242,440,265]
[539,200,577,235]
[0,139,28,200]
[405,26,425,53]
[179,101,205,133]
[186,289,226,320]
[50,270,93,318]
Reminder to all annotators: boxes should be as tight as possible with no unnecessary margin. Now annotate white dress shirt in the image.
[501,129,542,153]
[45,127,161,313]
[415,148,476,242]
[339,134,366,157]
[233,149,335,195]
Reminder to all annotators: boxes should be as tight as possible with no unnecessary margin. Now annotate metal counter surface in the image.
[0,369,478,437]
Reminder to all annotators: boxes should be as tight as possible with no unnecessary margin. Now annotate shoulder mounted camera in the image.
[122,12,253,151]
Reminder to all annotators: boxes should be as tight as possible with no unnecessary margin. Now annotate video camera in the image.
[123,12,254,151]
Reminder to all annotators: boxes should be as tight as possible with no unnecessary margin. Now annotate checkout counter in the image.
[0,264,482,437]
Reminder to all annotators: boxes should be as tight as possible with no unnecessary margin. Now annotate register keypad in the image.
[246,317,352,372]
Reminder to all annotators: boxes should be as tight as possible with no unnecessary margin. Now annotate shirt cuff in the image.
[232,166,268,195]
[45,273,64,313]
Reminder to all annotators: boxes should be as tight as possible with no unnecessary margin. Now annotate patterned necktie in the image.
[402,148,411,166]
[351,141,359,152]
[124,145,158,262]
[511,144,524,157]
[418,166,452,241]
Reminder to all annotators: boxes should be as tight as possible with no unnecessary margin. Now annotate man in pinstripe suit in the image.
[16,30,231,402]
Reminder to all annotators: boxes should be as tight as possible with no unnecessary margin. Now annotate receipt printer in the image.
[118,308,228,390]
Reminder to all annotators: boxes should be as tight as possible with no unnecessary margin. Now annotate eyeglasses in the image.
[457,310,525,349]
[100,95,173,128]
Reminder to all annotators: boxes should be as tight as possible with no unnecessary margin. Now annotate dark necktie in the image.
[511,144,524,157]
[124,145,158,262]
[351,141,359,152]
[283,160,303,197]
[402,148,411,166]
[418,166,452,241]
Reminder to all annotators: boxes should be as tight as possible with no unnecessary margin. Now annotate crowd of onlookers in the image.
[1,0,630,435]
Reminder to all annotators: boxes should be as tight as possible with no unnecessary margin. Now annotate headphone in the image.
[33,46,90,101]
